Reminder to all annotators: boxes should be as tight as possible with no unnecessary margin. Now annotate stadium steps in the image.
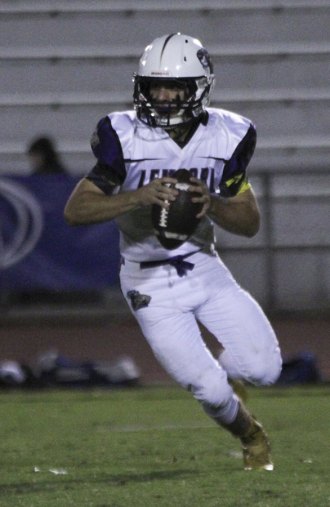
[0,1,329,174]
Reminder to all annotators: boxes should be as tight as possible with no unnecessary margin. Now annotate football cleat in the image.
[240,419,274,471]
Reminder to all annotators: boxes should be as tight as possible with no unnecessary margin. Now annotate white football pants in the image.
[120,250,282,424]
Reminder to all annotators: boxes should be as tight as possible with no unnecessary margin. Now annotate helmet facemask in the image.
[134,76,212,129]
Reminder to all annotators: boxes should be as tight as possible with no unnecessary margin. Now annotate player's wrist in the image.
[208,195,222,216]
[130,187,147,208]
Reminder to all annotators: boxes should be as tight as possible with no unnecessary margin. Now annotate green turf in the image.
[0,385,329,507]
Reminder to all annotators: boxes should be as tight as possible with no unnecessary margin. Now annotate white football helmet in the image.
[133,33,215,128]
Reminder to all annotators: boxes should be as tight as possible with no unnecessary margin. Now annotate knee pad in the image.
[220,347,282,387]
[248,353,283,386]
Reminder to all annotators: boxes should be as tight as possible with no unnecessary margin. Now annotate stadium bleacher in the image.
[0,0,329,312]
[0,0,329,174]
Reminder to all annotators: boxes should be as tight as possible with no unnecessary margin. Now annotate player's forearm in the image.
[64,189,141,226]
[207,195,260,237]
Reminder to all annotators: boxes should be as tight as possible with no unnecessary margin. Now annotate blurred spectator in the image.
[27,136,67,174]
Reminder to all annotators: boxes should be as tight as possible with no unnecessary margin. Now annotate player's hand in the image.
[136,177,178,208]
[189,177,211,218]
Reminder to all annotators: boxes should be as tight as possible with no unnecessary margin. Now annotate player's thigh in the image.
[119,262,215,386]
[131,304,218,385]
[195,285,282,384]
[120,259,231,400]
[133,305,237,408]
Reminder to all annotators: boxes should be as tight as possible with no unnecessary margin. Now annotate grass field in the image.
[0,385,329,507]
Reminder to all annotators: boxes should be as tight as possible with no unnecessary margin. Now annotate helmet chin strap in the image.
[165,117,201,147]
[152,89,207,130]
[163,113,188,129]
[152,107,196,130]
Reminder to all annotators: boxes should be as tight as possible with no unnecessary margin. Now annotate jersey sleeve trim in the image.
[219,123,256,197]
[86,116,126,194]
[86,162,118,195]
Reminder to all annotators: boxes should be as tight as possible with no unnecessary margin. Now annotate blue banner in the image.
[0,175,120,290]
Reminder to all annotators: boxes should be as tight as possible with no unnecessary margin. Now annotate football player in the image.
[64,33,282,470]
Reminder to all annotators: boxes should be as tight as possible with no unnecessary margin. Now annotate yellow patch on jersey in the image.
[237,180,251,195]
[224,173,251,196]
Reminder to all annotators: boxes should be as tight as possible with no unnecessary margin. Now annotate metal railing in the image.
[216,169,330,311]
[0,169,329,315]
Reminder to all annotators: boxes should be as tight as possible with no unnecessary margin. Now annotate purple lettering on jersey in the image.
[150,169,160,181]
[137,167,216,191]
[210,168,215,193]
[162,169,176,178]
[138,171,146,188]
[200,168,208,183]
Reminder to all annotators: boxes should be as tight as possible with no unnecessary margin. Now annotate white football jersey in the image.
[88,108,256,262]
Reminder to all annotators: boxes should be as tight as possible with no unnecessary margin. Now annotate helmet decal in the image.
[160,33,177,61]
[197,48,213,73]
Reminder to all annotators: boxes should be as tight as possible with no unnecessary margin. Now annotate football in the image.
[151,169,203,249]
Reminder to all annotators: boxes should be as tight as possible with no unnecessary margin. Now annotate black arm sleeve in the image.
[219,123,256,197]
